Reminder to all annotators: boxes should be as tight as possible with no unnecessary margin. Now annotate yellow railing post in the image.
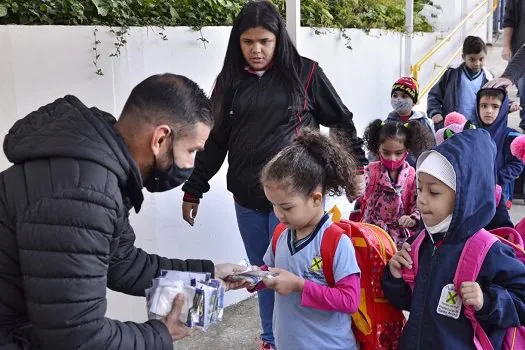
[411,0,498,91]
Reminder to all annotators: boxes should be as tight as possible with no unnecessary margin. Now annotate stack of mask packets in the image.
[146,270,225,331]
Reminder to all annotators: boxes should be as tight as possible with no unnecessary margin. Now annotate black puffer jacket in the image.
[0,96,214,349]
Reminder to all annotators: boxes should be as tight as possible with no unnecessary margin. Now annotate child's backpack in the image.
[514,217,525,238]
[272,206,405,350]
[402,228,525,350]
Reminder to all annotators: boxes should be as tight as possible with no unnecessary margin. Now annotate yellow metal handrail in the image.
[411,0,498,98]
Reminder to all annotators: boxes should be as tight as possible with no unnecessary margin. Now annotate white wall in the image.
[0,3,494,322]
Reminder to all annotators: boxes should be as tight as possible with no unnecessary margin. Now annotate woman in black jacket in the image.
[181,2,366,348]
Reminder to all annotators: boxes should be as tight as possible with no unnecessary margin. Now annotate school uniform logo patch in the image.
[303,255,326,283]
[310,256,323,271]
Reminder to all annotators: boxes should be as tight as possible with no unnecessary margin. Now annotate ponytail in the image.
[261,129,359,198]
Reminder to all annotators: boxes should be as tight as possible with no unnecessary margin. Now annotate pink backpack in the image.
[514,217,525,239]
[402,228,525,349]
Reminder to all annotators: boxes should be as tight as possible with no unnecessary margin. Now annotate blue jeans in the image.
[234,202,279,345]
[504,181,515,202]
[492,0,505,32]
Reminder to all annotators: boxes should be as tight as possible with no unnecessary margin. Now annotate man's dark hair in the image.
[120,74,213,135]
[462,36,487,56]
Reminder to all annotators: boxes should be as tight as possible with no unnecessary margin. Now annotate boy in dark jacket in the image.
[382,129,525,349]
[475,88,524,205]
[427,36,494,130]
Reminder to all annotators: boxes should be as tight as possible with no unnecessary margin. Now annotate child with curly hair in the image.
[361,120,435,248]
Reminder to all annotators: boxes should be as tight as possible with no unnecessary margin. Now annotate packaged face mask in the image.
[224,259,279,285]
[146,270,225,332]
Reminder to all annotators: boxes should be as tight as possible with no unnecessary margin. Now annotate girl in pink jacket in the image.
[361,119,435,248]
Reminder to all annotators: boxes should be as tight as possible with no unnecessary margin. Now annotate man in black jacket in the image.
[502,0,525,129]
[486,44,525,90]
[0,74,243,349]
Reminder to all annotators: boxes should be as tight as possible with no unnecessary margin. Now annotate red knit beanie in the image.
[392,77,419,103]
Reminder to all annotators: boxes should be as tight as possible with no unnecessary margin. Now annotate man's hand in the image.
[161,294,192,341]
[502,46,513,61]
[432,114,444,125]
[399,215,416,228]
[263,268,303,296]
[388,243,412,279]
[484,77,514,89]
[214,263,247,280]
[182,202,199,226]
[460,282,484,311]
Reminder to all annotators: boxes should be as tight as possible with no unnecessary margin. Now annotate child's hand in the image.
[460,282,484,311]
[263,268,304,296]
[399,215,416,228]
[432,114,444,124]
[510,102,523,113]
[389,243,412,279]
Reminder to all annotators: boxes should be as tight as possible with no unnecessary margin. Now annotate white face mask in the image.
[425,214,453,234]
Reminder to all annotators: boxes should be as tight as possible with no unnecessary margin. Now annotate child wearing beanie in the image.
[381,129,525,349]
[386,77,434,137]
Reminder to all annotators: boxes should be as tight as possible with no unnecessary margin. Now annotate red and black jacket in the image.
[183,57,367,210]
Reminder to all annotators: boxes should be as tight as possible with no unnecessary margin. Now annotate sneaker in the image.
[260,341,276,350]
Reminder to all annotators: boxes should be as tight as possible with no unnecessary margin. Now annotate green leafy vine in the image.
[1,0,434,74]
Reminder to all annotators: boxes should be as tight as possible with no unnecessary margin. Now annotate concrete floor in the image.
[177,35,525,350]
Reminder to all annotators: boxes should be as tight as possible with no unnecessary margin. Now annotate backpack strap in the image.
[453,230,498,350]
[358,163,381,220]
[271,223,288,255]
[401,166,416,213]
[295,61,317,135]
[401,230,426,291]
[494,184,502,206]
[320,223,345,287]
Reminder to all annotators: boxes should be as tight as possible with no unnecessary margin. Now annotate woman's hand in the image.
[182,201,199,226]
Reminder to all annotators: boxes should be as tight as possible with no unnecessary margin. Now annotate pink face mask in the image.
[380,153,408,170]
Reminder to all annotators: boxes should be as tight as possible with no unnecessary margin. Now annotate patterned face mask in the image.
[391,97,413,115]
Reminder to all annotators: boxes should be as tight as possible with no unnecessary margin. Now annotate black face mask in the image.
[144,162,194,192]
[143,138,194,192]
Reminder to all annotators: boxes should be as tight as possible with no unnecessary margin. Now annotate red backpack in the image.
[271,215,405,349]
[402,228,525,349]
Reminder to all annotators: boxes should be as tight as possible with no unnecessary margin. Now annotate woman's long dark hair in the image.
[212,0,304,124]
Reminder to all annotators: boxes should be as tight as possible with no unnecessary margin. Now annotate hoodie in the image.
[381,129,525,349]
[0,96,214,349]
[474,88,524,194]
